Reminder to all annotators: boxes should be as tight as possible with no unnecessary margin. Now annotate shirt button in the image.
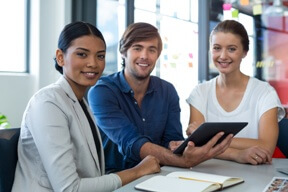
[142,118,145,122]
[134,101,137,105]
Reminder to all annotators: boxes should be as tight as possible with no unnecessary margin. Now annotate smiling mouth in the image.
[137,63,149,67]
[218,61,231,67]
[82,72,99,78]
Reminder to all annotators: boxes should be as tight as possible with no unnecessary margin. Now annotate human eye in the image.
[212,46,220,51]
[228,47,236,52]
[97,54,105,61]
[149,48,157,54]
[76,52,87,57]
[134,47,141,51]
[132,45,142,51]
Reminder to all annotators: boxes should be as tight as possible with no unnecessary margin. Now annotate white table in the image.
[114,158,288,192]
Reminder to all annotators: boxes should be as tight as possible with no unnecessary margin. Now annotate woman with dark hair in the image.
[12,21,160,192]
[186,20,285,165]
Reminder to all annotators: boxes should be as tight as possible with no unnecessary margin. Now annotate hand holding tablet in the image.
[173,122,248,155]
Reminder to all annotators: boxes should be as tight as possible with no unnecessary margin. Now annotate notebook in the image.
[135,171,244,192]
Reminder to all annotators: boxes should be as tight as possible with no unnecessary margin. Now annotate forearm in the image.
[215,147,239,161]
[116,168,141,186]
[139,142,187,167]
[116,155,160,186]
[230,137,276,154]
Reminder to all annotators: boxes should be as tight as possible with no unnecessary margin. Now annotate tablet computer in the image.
[173,122,248,155]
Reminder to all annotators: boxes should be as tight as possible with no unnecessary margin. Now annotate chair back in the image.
[0,128,20,192]
[273,118,288,158]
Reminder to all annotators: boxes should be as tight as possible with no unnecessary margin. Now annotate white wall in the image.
[0,0,71,128]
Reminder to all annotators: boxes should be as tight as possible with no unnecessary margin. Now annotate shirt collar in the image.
[118,70,156,94]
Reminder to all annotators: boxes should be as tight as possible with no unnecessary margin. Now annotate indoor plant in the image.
[0,113,11,128]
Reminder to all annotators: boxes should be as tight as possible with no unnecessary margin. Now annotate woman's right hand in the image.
[135,155,161,176]
[117,155,160,186]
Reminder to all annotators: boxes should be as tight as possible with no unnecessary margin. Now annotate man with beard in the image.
[88,22,232,173]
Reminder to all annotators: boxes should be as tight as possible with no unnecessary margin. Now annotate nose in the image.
[86,57,98,68]
[219,50,228,59]
[140,49,148,59]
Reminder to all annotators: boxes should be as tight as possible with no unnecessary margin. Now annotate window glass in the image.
[190,0,198,23]
[0,0,27,72]
[160,0,190,20]
[260,1,288,114]
[160,17,198,128]
[135,0,199,129]
[134,10,157,26]
[238,13,255,78]
[97,0,125,75]
[135,0,156,12]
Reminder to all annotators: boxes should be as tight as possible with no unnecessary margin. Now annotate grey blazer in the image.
[12,77,121,192]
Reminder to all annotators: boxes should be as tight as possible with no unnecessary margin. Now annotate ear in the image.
[56,49,64,67]
[242,51,248,59]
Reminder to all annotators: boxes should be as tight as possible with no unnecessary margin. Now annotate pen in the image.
[178,177,223,189]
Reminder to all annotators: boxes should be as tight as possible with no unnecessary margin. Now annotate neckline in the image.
[212,77,252,115]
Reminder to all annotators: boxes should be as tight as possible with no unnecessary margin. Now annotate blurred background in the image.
[0,0,287,135]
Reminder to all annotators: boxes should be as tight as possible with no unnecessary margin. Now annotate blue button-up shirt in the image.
[88,70,184,172]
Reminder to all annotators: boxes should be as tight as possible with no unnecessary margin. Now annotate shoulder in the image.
[249,77,274,92]
[150,76,177,93]
[33,83,64,101]
[30,84,67,104]
[30,78,76,108]
[150,76,174,86]
[88,72,126,102]
[95,71,126,90]
[193,78,215,93]
[247,77,281,104]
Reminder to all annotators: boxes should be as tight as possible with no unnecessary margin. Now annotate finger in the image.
[210,132,233,150]
[252,153,268,165]
[258,151,272,164]
[254,154,260,163]
[206,132,225,148]
[214,136,233,157]
[169,141,184,150]
[186,126,193,136]
[154,156,160,164]
[254,148,272,163]
[186,122,198,136]
[250,156,259,165]
[185,141,196,151]
[252,152,269,165]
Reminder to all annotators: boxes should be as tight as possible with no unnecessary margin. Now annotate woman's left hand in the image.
[235,146,272,165]
[186,122,200,136]
[168,140,184,151]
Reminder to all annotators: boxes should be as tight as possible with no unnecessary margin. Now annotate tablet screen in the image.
[173,122,248,155]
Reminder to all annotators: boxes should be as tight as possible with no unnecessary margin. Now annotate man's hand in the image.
[180,132,233,167]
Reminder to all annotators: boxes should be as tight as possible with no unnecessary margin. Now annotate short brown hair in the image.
[119,22,163,67]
